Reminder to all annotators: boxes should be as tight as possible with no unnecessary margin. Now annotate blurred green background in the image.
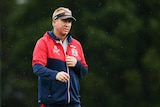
[1,0,160,107]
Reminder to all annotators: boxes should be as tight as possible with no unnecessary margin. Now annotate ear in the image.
[52,20,56,27]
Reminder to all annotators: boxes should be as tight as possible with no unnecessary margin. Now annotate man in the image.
[32,7,88,107]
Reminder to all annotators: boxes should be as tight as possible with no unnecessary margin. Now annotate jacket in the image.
[32,30,88,104]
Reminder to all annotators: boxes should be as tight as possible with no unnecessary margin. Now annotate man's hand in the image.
[66,55,77,67]
[56,71,70,82]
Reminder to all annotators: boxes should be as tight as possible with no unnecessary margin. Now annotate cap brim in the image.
[59,16,76,21]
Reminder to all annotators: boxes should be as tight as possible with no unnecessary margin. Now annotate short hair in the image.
[52,7,73,20]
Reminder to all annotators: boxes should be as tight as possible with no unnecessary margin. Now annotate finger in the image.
[66,61,71,65]
[63,73,70,80]
[66,56,73,61]
[58,75,66,82]
[60,72,70,81]
[61,78,66,82]
[56,72,67,81]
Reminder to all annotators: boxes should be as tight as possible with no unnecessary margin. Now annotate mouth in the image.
[64,28,70,32]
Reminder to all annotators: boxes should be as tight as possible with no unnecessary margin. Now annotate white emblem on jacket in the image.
[71,48,78,56]
[53,45,60,55]
[70,45,78,56]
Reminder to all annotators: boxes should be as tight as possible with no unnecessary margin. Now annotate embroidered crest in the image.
[71,48,78,56]
[53,45,60,55]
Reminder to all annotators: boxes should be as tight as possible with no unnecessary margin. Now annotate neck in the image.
[54,30,67,42]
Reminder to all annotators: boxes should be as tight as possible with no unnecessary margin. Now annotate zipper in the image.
[59,40,71,103]
[66,66,70,103]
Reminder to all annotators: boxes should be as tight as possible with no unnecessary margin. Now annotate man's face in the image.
[53,18,72,36]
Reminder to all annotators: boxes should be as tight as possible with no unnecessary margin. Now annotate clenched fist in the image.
[66,55,77,67]
[56,71,70,82]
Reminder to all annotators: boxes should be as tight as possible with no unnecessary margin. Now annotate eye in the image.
[68,19,72,23]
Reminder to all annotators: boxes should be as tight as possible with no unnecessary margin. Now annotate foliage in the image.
[1,0,160,107]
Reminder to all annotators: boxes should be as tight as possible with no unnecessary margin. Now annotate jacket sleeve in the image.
[73,43,88,78]
[33,63,58,80]
[32,37,58,80]
[74,60,88,78]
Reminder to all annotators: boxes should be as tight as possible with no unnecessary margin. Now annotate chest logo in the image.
[53,46,60,55]
[71,48,78,56]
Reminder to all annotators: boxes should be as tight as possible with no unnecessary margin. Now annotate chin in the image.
[63,32,69,35]
[61,33,68,36]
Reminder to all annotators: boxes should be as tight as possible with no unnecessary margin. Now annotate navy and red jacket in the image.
[32,30,88,105]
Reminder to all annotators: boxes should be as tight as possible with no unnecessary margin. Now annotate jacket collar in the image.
[47,29,72,43]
